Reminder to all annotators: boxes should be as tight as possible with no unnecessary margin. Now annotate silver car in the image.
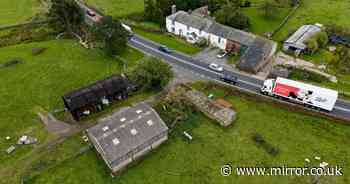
[208,63,224,72]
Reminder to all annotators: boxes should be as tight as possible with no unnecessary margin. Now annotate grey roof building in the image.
[207,22,256,46]
[237,37,277,73]
[87,103,168,175]
[283,24,323,55]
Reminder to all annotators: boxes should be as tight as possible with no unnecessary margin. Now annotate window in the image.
[199,30,202,35]
[171,27,175,32]
[172,20,175,25]
[218,37,221,44]
[112,138,120,145]
[187,25,190,31]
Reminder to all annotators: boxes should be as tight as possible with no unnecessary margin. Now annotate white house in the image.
[166,10,213,44]
[166,6,277,74]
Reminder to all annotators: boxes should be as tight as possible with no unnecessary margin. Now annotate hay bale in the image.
[32,47,47,56]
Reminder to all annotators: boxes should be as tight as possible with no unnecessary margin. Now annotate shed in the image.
[63,75,131,121]
[283,24,322,55]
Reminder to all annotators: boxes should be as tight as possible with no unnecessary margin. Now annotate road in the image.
[129,35,350,121]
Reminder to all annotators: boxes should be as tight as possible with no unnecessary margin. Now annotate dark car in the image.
[158,46,172,53]
[220,74,238,85]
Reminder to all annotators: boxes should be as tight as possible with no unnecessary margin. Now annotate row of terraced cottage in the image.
[166,6,277,74]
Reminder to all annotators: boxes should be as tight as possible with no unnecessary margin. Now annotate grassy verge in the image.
[24,82,350,184]
[0,39,144,183]
[134,28,202,55]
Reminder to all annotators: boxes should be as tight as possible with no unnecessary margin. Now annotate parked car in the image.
[86,10,96,17]
[220,74,238,85]
[208,63,224,72]
[186,36,197,44]
[216,50,228,59]
[158,46,172,53]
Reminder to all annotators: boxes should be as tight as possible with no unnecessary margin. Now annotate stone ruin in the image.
[184,90,236,127]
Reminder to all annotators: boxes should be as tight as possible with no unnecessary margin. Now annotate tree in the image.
[306,38,319,55]
[259,0,279,19]
[330,47,350,74]
[316,31,329,48]
[215,4,250,30]
[128,57,173,90]
[47,0,84,33]
[93,16,128,57]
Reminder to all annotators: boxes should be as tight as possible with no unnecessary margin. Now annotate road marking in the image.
[334,106,350,113]
[130,38,261,88]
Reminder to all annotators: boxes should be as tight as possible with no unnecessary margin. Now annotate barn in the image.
[87,103,168,175]
[63,75,132,121]
[283,24,323,55]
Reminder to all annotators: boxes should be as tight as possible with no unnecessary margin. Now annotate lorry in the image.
[260,77,338,111]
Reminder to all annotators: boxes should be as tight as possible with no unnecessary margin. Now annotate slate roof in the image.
[87,103,168,169]
[237,37,277,73]
[63,75,129,111]
[167,11,214,31]
[208,22,256,45]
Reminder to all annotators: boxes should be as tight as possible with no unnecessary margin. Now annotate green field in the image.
[242,0,291,35]
[0,0,39,25]
[23,83,350,184]
[0,40,145,183]
[273,0,350,42]
[86,0,144,18]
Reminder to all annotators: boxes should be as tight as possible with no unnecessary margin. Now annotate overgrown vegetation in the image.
[128,57,173,90]
[306,31,328,55]
[289,67,328,83]
[214,3,250,30]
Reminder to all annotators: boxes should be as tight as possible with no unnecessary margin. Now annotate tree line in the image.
[144,0,298,30]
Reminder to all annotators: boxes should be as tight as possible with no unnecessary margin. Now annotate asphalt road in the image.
[129,35,350,121]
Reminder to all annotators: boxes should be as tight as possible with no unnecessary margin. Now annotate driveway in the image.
[192,47,230,68]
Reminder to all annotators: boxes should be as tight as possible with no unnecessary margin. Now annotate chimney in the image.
[171,5,176,14]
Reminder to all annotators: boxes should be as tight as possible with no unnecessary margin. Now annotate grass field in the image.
[273,0,350,42]
[0,0,39,25]
[86,0,144,18]
[0,40,145,183]
[23,82,350,184]
[242,0,291,35]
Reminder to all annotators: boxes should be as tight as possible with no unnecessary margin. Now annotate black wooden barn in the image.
[63,75,132,121]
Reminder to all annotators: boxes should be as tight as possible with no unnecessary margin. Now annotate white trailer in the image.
[261,77,338,111]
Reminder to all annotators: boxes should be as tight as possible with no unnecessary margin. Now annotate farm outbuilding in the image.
[87,103,168,175]
[283,24,323,55]
[63,75,132,121]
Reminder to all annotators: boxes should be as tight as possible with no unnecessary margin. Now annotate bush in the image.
[196,38,207,48]
[316,31,329,48]
[241,0,252,7]
[252,133,280,156]
[306,38,319,54]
